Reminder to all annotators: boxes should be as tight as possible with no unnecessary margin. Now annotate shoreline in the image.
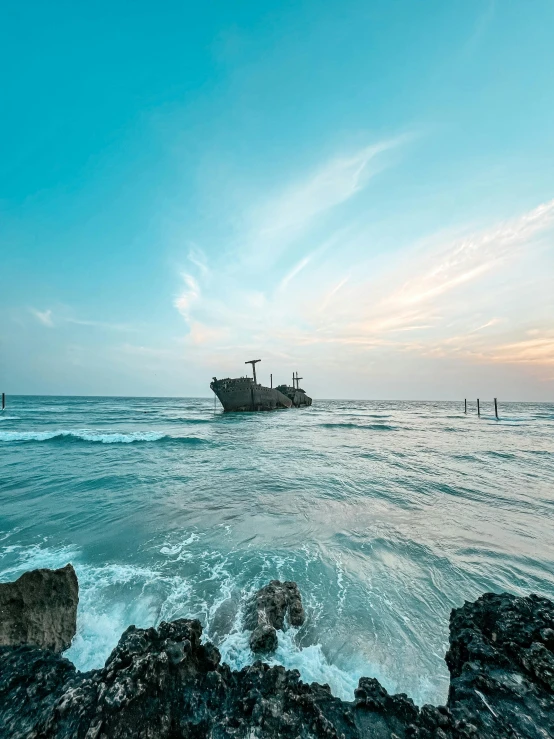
[1,567,553,738]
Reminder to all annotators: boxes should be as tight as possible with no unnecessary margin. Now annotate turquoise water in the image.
[1,396,553,706]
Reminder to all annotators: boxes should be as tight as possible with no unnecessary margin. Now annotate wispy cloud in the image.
[257,139,403,238]
[469,318,501,334]
[416,331,554,368]
[187,243,210,276]
[177,195,554,375]
[488,335,554,365]
[236,137,410,270]
[387,199,554,311]
[327,200,554,358]
[28,307,138,332]
[279,255,312,291]
[318,276,350,313]
[30,308,54,327]
[174,273,200,321]
[66,318,138,332]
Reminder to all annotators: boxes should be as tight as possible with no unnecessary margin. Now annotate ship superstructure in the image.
[210,360,312,412]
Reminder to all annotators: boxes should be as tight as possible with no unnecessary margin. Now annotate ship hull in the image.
[275,385,312,408]
[290,390,312,407]
[211,379,293,412]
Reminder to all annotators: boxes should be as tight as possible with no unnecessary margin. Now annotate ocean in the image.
[1,395,553,706]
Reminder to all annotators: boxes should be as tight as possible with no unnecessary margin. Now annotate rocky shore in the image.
[0,564,78,653]
[0,567,553,738]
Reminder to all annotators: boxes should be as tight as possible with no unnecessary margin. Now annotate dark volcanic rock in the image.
[0,564,78,652]
[445,591,554,738]
[0,590,553,738]
[251,623,279,653]
[208,596,239,642]
[245,580,305,653]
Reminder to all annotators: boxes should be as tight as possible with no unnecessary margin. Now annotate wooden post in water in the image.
[464,399,467,414]
[494,397,498,419]
[1,393,4,410]
[477,398,480,417]
[270,373,273,389]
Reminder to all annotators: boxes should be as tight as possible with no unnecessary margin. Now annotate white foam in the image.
[0,429,165,443]
[77,430,165,443]
[66,562,174,671]
[0,543,78,580]
[217,626,361,701]
[160,533,200,557]
[0,430,61,441]
[270,630,361,699]
[208,577,364,702]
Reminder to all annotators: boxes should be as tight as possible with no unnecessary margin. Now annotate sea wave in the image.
[161,417,213,425]
[64,547,369,702]
[319,422,395,431]
[217,623,362,701]
[0,542,79,580]
[0,430,208,445]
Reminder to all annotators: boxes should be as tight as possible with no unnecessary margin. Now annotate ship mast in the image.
[245,359,261,385]
[295,371,303,390]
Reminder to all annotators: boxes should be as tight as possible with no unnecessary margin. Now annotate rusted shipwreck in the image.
[210,359,312,412]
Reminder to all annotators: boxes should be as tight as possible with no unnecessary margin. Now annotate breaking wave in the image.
[0,430,209,445]
[0,538,369,703]
[319,422,395,431]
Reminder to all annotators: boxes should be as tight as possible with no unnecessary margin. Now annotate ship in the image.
[210,360,312,412]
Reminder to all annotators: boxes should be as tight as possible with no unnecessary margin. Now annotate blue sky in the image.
[1,0,553,399]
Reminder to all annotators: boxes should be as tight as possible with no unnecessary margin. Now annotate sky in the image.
[1,0,553,400]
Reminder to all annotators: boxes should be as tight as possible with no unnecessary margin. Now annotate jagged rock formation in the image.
[0,587,552,738]
[0,564,78,653]
[445,592,554,737]
[245,580,305,653]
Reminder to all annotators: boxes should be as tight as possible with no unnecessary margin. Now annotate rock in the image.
[208,596,240,642]
[0,586,553,738]
[250,623,279,653]
[0,564,78,653]
[445,591,554,737]
[245,580,305,653]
